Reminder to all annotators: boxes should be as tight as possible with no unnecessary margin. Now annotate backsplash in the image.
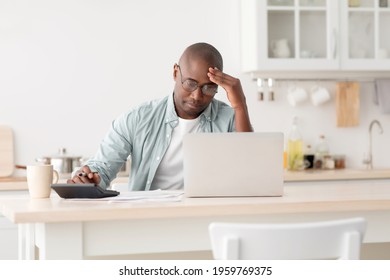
[243,78,390,169]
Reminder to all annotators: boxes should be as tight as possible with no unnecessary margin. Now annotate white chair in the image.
[209,217,366,260]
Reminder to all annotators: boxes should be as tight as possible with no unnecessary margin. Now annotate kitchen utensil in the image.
[0,125,14,177]
[36,148,82,174]
[336,82,360,127]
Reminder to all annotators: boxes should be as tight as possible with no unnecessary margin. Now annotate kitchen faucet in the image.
[363,120,383,169]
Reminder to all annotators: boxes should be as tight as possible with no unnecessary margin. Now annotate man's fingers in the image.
[81,165,92,174]
[68,173,94,184]
[208,67,235,86]
[92,173,101,184]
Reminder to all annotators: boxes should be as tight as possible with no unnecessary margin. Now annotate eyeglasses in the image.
[177,65,218,96]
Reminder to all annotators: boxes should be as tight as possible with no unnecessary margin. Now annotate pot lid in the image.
[44,148,82,159]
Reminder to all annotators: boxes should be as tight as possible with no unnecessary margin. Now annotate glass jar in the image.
[314,135,329,169]
[334,155,346,169]
[323,155,335,169]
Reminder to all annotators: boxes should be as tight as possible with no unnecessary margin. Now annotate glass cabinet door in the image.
[378,9,390,59]
[263,0,338,70]
[299,7,328,59]
[341,0,390,69]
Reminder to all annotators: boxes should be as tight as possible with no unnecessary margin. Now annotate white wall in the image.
[1,0,389,174]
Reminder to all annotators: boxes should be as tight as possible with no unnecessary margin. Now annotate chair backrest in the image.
[209,217,366,260]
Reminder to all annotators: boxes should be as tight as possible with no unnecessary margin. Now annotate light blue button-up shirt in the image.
[86,93,235,190]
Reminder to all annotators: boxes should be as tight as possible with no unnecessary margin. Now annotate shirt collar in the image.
[165,92,179,124]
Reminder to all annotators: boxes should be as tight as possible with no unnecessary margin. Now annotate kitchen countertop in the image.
[1,182,390,260]
[0,177,67,191]
[0,177,27,191]
[0,177,126,191]
[2,182,390,223]
[1,168,389,191]
[284,168,390,182]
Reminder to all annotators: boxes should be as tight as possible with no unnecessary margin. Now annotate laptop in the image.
[183,132,284,197]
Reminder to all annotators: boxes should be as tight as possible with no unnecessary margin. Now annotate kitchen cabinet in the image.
[0,183,28,260]
[241,0,390,78]
[0,178,127,260]
[0,191,22,260]
[341,0,390,70]
[0,216,17,260]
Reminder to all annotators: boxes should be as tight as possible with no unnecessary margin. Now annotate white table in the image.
[1,182,390,259]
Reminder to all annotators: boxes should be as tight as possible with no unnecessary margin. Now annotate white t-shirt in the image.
[151,117,201,190]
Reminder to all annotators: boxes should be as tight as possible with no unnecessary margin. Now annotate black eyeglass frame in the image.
[176,64,218,96]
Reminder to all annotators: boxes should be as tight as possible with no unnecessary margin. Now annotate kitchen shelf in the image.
[298,7,327,10]
[268,7,296,10]
[348,7,376,11]
[267,7,327,10]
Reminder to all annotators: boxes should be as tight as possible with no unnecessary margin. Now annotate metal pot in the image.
[36,148,82,174]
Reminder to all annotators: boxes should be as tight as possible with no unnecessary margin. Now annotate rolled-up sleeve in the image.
[86,111,135,188]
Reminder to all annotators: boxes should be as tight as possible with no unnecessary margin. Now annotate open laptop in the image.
[183,132,284,197]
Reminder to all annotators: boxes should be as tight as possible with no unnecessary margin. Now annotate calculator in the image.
[51,183,120,199]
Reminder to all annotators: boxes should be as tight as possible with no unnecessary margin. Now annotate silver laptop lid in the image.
[183,132,284,197]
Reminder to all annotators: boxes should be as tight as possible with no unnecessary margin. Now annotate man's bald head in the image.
[179,42,223,71]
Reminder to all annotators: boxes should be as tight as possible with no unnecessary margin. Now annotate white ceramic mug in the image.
[311,86,330,106]
[287,86,308,106]
[27,165,59,198]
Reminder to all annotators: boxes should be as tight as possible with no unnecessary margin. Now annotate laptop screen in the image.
[183,132,284,197]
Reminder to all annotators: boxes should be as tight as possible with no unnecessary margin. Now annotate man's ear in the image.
[173,63,178,80]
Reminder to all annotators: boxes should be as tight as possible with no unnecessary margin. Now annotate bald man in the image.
[68,42,252,190]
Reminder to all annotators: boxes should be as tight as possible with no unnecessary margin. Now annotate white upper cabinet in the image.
[341,0,390,70]
[241,0,390,78]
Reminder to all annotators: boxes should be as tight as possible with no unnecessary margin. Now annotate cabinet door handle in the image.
[332,28,338,59]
